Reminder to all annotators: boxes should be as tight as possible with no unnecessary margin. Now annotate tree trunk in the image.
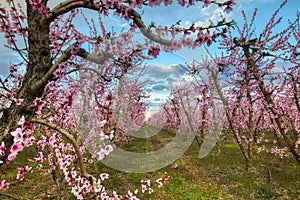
[0,2,52,158]
[241,45,300,164]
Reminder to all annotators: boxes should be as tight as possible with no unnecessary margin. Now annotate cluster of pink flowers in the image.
[16,165,32,181]
[147,45,160,58]
[30,0,50,16]
[0,142,6,165]
[0,180,9,191]
[6,117,35,165]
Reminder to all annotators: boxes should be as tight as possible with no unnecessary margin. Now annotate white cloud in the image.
[181,75,194,83]
[180,5,233,32]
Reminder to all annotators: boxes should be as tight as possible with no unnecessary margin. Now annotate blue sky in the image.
[0,0,299,118]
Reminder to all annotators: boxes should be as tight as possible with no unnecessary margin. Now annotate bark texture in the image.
[0,2,52,157]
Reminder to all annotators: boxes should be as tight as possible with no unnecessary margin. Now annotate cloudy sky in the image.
[0,0,299,118]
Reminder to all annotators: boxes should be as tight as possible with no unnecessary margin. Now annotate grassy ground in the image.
[0,129,299,199]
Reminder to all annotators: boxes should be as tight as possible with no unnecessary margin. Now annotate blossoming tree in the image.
[0,0,235,198]
[218,0,300,164]
[189,0,300,167]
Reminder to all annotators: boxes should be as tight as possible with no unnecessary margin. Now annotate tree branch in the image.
[0,78,12,93]
[126,7,172,46]
[46,0,95,23]
[30,45,72,92]
[47,1,172,45]
[30,45,110,92]
[76,48,111,64]
[30,118,98,187]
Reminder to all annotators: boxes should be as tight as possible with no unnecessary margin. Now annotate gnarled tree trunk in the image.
[0,2,51,157]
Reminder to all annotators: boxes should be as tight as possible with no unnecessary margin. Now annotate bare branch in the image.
[129,12,172,45]
[76,48,112,64]
[46,0,93,22]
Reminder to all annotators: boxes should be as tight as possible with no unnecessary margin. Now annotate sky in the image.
[0,0,299,118]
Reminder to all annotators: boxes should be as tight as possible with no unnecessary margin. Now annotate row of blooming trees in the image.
[211,0,300,166]
[155,0,300,168]
[0,0,235,198]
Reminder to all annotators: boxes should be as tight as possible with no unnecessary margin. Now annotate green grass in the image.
[1,130,299,199]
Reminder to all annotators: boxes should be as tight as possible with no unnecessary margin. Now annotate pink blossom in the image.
[18,116,26,126]
[11,143,23,152]
[149,0,162,6]
[34,152,44,163]
[141,184,147,193]
[126,190,139,199]
[146,180,151,186]
[16,173,24,181]
[224,6,233,13]
[71,46,80,54]
[6,92,12,98]
[148,187,154,194]
[156,178,163,188]
[109,130,114,140]
[10,128,24,143]
[71,185,83,200]
[207,39,212,46]
[0,142,5,156]
[0,8,7,15]
[202,0,211,7]
[100,120,107,127]
[7,143,23,162]
[178,0,186,6]
[0,180,9,190]
[134,0,143,8]
[13,98,23,105]
[147,45,160,58]
[257,147,262,154]
[171,164,178,168]
[104,145,113,155]
[36,164,43,170]
[100,173,109,181]
[16,165,32,181]
[96,149,106,160]
[33,98,46,111]
[164,0,173,6]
